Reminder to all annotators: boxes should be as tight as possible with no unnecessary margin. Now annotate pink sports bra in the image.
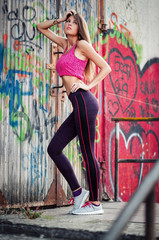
[56,43,88,80]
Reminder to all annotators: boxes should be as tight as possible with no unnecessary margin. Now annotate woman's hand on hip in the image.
[71,80,90,93]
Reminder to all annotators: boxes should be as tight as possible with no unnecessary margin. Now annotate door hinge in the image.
[98,20,107,33]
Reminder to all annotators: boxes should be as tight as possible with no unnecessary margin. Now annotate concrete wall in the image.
[101,0,159,201]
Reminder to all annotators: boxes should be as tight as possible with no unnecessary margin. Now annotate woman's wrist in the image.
[52,19,59,25]
[52,17,65,25]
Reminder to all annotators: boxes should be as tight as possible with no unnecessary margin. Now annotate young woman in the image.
[37,10,111,215]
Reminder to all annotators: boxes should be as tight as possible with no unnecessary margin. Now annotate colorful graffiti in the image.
[0,1,58,130]
[22,143,48,194]
[92,13,159,202]
[0,0,95,202]
[0,0,59,199]
[0,0,159,205]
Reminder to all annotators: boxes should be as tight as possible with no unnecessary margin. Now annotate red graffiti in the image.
[93,30,159,202]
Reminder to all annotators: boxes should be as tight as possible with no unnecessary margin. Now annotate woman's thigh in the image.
[48,112,77,154]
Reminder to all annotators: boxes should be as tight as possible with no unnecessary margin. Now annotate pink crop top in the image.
[56,43,88,80]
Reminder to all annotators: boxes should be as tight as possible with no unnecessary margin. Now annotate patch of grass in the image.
[22,205,44,219]
[41,215,54,220]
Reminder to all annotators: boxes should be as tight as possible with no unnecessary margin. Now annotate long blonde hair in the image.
[66,12,95,82]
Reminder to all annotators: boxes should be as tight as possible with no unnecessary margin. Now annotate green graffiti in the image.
[129,35,135,51]
[116,31,121,44]
[92,22,142,64]
[2,47,50,112]
[99,34,109,60]
[89,16,98,43]
[89,16,101,51]
[29,1,60,45]
[12,110,33,142]
[30,1,52,27]
[35,25,59,46]
[99,33,109,45]
[0,107,2,121]
[40,95,47,106]
[121,32,128,48]
[33,75,41,87]
[82,15,142,65]
[136,44,143,65]
[110,27,116,39]
[4,48,50,81]
[108,23,143,64]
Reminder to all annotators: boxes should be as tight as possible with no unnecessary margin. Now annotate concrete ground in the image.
[0,202,159,240]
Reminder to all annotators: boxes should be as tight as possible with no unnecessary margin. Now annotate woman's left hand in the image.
[71,80,90,93]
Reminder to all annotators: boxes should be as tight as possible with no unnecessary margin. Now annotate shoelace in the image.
[82,201,92,208]
[68,197,74,205]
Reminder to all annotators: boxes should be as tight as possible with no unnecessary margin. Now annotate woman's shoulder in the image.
[77,40,93,54]
[77,40,91,47]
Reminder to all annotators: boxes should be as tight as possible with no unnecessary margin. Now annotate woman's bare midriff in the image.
[62,75,81,95]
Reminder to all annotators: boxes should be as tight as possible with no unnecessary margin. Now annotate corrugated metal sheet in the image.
[0,0,159,208]
[0,0,58,207]
[0,0,99,208]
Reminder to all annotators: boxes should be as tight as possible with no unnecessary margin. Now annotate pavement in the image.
[0,202,159,240]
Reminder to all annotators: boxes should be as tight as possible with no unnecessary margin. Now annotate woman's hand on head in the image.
[63,10,77,21]
[71,80,90,93]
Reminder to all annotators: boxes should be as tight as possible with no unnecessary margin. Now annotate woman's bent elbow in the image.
[108,66,112,73]
[37,24,41,31]
[104,66,111,77]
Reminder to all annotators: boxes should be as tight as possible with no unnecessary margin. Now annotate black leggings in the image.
[47,90,100,201]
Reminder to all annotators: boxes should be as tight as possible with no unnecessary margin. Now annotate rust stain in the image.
[0,189,8,207]
[44,180,57,206]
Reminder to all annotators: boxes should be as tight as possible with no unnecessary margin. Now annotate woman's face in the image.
[64,15,79,37]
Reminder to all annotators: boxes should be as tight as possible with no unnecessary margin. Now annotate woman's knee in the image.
[47,139,61,159]
[47,141,56,158]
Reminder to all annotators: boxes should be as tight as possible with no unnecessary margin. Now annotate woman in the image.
[37,10,111,215]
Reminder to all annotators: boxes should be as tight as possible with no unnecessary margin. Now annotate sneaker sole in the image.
[72,209,104,215]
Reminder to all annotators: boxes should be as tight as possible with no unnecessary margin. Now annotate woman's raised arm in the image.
[37,10,76,48]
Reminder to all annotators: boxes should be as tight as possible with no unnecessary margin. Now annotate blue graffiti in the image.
[0,69,33,126]
[22,143,47,193]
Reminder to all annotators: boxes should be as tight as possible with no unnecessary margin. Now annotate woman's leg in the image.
[47,112,80,191]
[73,91,100,202]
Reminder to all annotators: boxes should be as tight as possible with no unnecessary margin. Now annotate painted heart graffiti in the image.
[109,126,159,201]
[108,47,138,114]
[105,34,159,116]
[93,31,159,202]
[108,99,119,116]
[137,59,159,118]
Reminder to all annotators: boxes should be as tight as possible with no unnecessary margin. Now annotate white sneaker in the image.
[72,201,104,215]
[69,189,89,214]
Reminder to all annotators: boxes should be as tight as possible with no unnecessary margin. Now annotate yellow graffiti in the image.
[95,116,100,143]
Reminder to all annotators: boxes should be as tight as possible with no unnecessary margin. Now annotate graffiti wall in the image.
[0,0,58,206]
[0,0,97,207]
[0,0,159,207]
[92,0,159,202]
